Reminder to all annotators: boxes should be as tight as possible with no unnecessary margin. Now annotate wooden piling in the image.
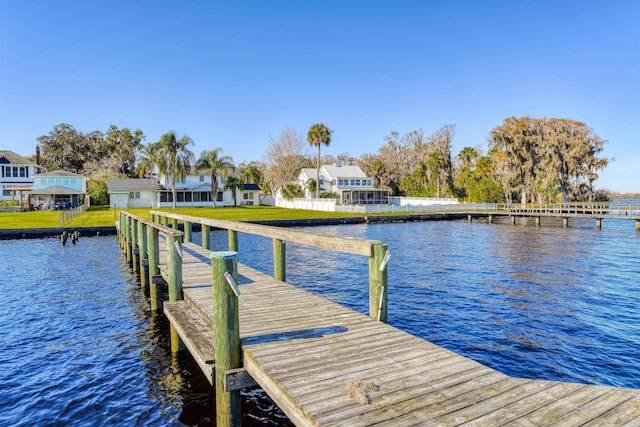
[368,244,389,323]
[211,251,241,427]
[273,238,286,281]
[131,218,139,274]
[138,220,149,291]
[535,216,541,227]
[147,226,162,312]
[228,230,238,252]
[563,217,569,228]
[202,225,210,249]
[167,233,184,353]
[596,218,602,230]
[125,217,132,263]
[184,221,192,242]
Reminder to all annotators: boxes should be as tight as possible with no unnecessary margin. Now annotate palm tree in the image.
[223,175,243,207]
[307,123,332,197]
[155,131,195,209]
[196,148,234,208]
[135,142,159,178]
[239,160,262,184]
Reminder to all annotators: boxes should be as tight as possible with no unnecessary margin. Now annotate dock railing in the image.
[149,210,390,323]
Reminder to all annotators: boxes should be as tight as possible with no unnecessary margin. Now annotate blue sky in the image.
[1,0,638,192]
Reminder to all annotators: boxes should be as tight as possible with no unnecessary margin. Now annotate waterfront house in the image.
[0,150,42,207]
[298,164,389,205]
[107,168,262,208]
[107,178,161,209]
[29,170,88,210]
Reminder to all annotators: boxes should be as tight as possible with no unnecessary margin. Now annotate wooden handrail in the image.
[150,210,381,257]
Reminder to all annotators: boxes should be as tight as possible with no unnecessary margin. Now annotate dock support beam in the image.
[563,217,569,228]
[202,225,210,249]
[138,220,149,290]
[535,217,540,227]
[488,215,493,224]
[636,219,640,232]
[511,216,516,225]
[211,251,241,427]
[184,221,192,242]
[131,218,139,274]
[228,230,238,252]
[147,226,162,312]
[168,233,184,353]
[369,244,389,323]
[596,218,602,230]
[273,238,286,281]
[467,214,472,223]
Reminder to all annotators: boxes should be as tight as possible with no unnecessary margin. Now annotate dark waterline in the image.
[1,216,639,425]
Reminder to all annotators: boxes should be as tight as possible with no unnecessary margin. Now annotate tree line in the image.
[34,116,611,206]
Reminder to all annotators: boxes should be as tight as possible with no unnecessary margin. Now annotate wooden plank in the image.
[553,389,640,427]
[163,301,215,384]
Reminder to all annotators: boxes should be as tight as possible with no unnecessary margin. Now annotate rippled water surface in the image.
[1,216,639,425]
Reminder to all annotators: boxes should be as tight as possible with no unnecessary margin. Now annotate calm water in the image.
[1,215,639,425]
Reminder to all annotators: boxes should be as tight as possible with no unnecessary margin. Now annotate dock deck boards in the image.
[159,238,640,426]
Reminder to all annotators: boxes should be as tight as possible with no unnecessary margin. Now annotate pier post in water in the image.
[184,221,192,242]
[202,225,210,249]
[211,251,241,427]
[273,238,286,281]
[138,220,149,291]
[228,230,238,252]
[131,218,139,274]
[369,244,389,323]
[596,218,602,230]
[147,226,162,312]
[535,217,540,227]
[636,219,640,231]
[167,233,184,353]
[563,217,569,228]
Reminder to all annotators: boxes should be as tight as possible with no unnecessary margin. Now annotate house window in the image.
[129,192,140,199]
[355,179,361,185]
[367,179,372,186]
[350,179,356,186]
[200,175,205,182]
[243,192,250,200]
[338,179,344,186]
[19,167,26,178]
[217,192,223,202]
[12,167,19,177]
[3,190,11,197]
[184,192,192,202]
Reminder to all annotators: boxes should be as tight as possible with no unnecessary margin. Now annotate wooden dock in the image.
[118,211,640,426]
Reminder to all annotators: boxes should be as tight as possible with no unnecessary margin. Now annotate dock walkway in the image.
[160,238,640,426]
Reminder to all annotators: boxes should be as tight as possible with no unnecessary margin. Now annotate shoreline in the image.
[0,213,469,240]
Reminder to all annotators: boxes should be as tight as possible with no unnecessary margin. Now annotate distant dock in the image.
[117,210,640,426]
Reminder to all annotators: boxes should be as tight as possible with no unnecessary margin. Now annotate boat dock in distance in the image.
[391,201,640,230]
[118,210,640,426]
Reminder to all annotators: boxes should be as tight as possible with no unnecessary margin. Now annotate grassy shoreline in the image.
[0,205,366,230]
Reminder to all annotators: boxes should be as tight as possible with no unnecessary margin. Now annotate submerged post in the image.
[131,217,139,274]
[273,238,285,281]
[147,226,162,312]
[596,218,602,230]
[369,244,389,323]
[167,232,184,353]
[211,251,241,427]
[636,219,640,232]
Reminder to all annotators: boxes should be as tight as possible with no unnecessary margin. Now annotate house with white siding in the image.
[298,164,389,205]
[0,150,42,207]
[30,170,88,210]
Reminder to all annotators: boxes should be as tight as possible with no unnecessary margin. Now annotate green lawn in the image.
[0,205,365,229]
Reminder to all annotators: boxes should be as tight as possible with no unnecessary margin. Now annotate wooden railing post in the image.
[125,215,133,263]
[228,230,238,252]
[202,224,211,249]
[138,220,149,291]
[147,225,162,312]
[273,238,285,281]
[211,251,241,427]
[167,232,184,353]
[184,221,192,242]
[131,217,139,274]
[369,244,389,323]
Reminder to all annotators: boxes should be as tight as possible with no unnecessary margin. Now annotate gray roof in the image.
[0,150,37,165]
[107,178,161,191]
[30,186,84,195]
[36,170,85,177]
